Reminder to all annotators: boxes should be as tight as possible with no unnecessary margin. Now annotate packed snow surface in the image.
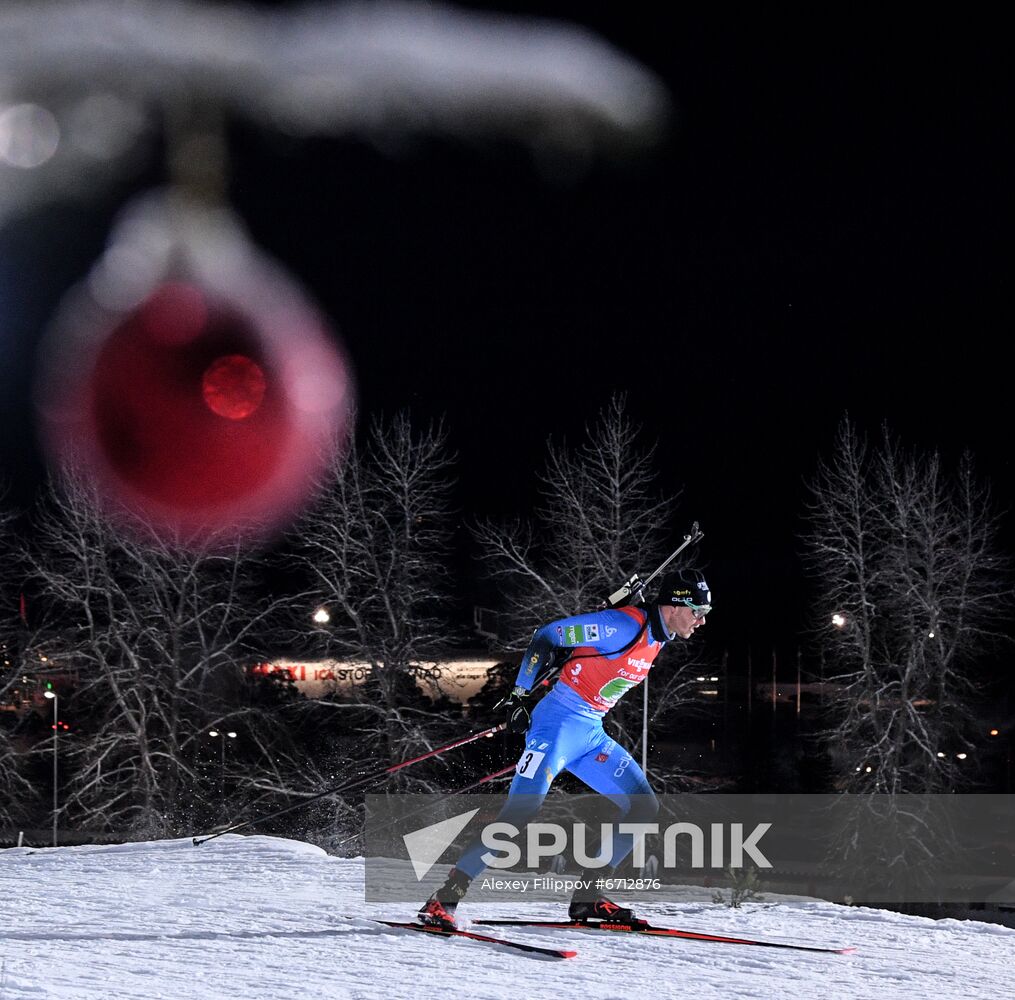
[3,834,1013,999]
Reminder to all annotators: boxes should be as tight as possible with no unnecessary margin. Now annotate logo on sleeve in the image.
[564,623,600,644]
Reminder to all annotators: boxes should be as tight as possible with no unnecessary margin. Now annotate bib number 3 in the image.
[516,749,546,779]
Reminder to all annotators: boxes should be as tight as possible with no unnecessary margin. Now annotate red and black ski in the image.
[474,919,856,955]
[378,921,577,959]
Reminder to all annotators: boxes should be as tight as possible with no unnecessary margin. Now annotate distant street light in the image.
[831,612,848,630]
[312,608,330,624]
[44,688,58,847]
[208,729,238,799]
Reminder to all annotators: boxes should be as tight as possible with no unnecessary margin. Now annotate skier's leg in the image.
[563,733,659,923]
[418,696,588,926]
[452,697,585,878]
[568,734,659,869]
[448,765,552,879]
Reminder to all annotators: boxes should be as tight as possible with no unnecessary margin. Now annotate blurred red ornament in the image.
[35,192,355,546]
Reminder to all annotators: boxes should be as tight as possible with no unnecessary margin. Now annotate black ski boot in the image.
[417,867,472,930]
[569,878,647,927]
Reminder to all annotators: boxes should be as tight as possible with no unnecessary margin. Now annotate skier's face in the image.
[660,603,707,639]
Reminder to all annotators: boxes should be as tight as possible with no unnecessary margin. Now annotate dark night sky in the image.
[2,5,1012,654]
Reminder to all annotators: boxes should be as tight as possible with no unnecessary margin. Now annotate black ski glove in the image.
[496,686,532,734]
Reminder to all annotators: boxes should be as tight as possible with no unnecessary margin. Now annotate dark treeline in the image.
[1,404,1010,852]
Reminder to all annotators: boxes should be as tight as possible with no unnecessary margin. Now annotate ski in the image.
[378,921,577,959]
[474,919,856,955]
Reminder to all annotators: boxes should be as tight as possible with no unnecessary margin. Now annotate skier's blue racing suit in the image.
[454,603,674,878]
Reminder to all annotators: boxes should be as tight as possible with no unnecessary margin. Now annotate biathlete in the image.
[418,569,712,928]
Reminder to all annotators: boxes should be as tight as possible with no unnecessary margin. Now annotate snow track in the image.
[2,835,1013,999]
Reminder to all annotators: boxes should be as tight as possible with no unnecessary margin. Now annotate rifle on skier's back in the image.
[600,520,704,611]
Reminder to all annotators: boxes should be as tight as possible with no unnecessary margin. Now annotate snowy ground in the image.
[3,835,1014,1000]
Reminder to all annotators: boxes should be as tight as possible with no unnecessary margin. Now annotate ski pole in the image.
[336,761,518,849]
[192,723,506,846]
[468,763,517,788]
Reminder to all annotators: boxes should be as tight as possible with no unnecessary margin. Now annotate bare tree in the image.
[472,395,708,789]
[804,417,1011,794]
[285,413,462,792]
[0,498,37,829]
[474,395,678,640]
[19,470,301,838]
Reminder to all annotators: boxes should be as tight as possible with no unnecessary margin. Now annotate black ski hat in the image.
[655,569,712,610]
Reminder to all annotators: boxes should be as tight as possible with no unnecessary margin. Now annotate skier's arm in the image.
[512,609,643,692]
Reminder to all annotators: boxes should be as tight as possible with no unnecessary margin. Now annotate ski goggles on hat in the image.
[679,600,712,618]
